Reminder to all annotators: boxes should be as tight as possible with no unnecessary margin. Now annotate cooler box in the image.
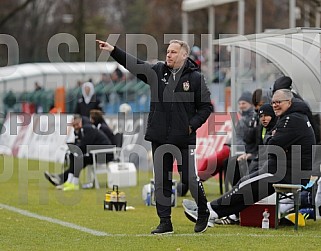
[107,162,137,188]
[240,194,276,228]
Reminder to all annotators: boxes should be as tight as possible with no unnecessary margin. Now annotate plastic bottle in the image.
[110,191,118,202]
[118,192,126,202]
[146,192,151,206]
[262,208,270,229]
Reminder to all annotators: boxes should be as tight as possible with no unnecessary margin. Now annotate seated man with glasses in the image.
[184,89,317,227]
[272,76,320,144]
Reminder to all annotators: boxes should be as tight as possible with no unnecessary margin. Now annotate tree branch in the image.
[0,0,36,29]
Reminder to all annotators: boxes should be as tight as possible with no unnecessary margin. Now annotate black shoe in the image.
[194,212,209,233]
[184,211,196,223]
[44,171,61,186]
[151,220,174,235]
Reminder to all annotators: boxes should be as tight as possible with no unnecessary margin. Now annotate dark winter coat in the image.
[235,107,257,154]
[266,98,316,183]
[75,95,102,118]
[94,120,115,145]
[110,47,213,147]
[74,124,111,154]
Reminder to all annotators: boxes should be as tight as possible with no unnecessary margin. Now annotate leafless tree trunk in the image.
[0,0,36,29]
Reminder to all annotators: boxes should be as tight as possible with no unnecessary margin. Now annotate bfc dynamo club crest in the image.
[183,81,190,91]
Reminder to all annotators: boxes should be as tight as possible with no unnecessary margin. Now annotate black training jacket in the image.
[111,47,213,147]
[267,98,316,183]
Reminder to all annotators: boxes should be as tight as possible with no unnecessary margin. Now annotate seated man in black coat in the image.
[184,89,316,226]
[45,114,112,191]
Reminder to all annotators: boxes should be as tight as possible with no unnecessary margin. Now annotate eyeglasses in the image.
[270,99,290,106]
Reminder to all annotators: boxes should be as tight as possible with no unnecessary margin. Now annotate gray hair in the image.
[169,39,190,55]
[73,114,82,122]
[274,89,294,100]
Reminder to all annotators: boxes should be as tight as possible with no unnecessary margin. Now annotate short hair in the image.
[72,114,82,127]
[274,89,294,100]
[169,40,190,55]
[73,114,82,121]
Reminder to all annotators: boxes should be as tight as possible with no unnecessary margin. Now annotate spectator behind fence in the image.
[97,38,213,234]
[223,91,257,186]
[183,89,316,227]
[44,115,113,191]
[75,82,102,117]
[34,82,44,113]
[110,66,124,83]
[3,90,16,116]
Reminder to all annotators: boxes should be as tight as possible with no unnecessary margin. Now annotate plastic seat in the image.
[88,133,123,189]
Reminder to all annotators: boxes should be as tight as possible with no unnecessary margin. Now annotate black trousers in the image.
[210,161,310,218]
[59,152,113,182]
[152,142,208,220]
[59,153,93,182]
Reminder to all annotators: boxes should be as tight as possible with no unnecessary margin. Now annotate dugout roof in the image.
[214,27,321,113]
[0,62,125,92]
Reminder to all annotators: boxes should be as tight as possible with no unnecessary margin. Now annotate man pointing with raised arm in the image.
[97,39,213,234]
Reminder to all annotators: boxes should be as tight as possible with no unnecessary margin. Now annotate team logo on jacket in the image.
[183,81,190,91]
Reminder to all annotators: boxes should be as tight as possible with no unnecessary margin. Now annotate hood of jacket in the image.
[282,98,311,117]
[81,82,95,104]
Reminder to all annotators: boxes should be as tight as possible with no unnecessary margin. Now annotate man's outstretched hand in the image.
[96,40,115,52]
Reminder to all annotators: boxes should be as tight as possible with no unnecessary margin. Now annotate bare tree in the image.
[0,0,36,29]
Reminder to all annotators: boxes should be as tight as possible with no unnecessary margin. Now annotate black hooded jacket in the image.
[110,47,213,147]
[266,98,316,183]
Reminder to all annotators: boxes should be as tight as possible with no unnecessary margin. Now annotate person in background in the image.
[75,82,102,117]
[44,114,112,191]
[34,82,43,91]
[97,38,213,234]
[235,91,256,152]
[243,103,278,175]
[34,82,44,113]
[183,103,277,226]
[272,76,320,144]
[251,88,272,112]
[110,66,124,83]
[90,109,115,145]
[223,91,257,187]
[183,89,316,228]
[3,90,16,116]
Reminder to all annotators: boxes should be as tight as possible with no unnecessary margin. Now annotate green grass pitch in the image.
[1,155,321,250]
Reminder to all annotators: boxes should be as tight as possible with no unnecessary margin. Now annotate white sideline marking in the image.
[0,203,109,236]
[2,203,321,238]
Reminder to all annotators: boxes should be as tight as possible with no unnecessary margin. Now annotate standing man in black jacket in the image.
[97,39,213,234]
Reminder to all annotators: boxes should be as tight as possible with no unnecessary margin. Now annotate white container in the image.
[261,209,270,229]
[107,162,137,188]
[150,179,177,207]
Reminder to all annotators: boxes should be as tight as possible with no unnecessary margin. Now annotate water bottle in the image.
[146,192,151,206]
[262,208,270,229]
